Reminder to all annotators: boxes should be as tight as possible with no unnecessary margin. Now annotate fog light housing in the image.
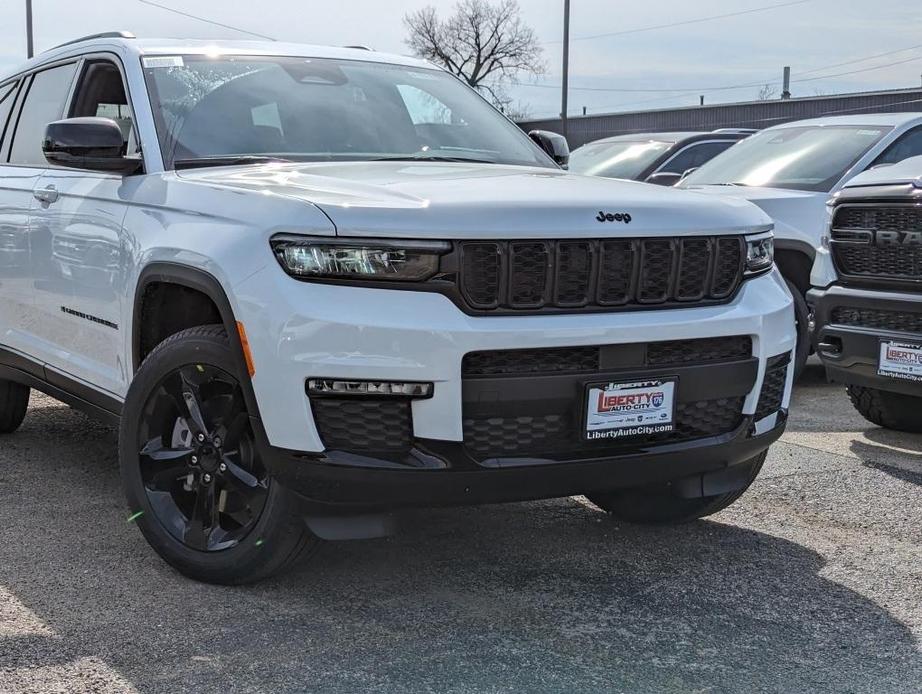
[307,379,433,398]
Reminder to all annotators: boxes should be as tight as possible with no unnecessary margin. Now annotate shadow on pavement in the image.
[0,398,920,693]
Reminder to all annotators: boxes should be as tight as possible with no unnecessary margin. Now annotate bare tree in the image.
[404,0,546,109]
[757,84,777,101]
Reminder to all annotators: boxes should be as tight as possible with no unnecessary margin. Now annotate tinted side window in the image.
[872,126,922,167]
[0,81,19,152]
[8,62,77,167]
[659,140,735,174]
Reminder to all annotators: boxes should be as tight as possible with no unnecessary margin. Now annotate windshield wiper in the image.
[174,155,294,170]
[369,154,497,164]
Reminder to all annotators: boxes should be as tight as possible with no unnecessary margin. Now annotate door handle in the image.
[34,185,59,204]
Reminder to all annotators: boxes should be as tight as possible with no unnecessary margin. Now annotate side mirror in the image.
[528,129,570,168]
[644,171,683,187]
[43,117,141,174]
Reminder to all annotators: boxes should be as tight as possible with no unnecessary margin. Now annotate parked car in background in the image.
[809,155,922,432]
[680,113,922,378]
[0,34,794,584]
[568,130,753,185]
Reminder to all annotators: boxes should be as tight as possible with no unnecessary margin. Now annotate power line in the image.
[545,0,814,44]
[512,49,922,94]
[136,0,276,41]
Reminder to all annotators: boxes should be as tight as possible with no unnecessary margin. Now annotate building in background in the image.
[519,86,922,148]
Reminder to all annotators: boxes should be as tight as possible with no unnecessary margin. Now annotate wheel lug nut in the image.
[213,437,222,448]
[219,463,227,472]
[203,473,212,483]
[191,455,198,464]
[196,433,206,443]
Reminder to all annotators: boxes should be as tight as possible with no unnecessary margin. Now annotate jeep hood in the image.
[176,162,771,238]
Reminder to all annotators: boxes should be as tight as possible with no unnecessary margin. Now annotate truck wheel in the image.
[119,324,318,584]
[586,452,766,524]
[846,385,922,433]
[0,380,29,433]
[786,278,810,381]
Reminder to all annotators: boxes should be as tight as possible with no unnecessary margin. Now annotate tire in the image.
[119,324,318,584]
[0,379,29,434]
[846,385,922,433]
[786,278,810,382]
[586,452,766,525]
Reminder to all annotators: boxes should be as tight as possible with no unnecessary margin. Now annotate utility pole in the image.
[560,0,570,138]
[25,0,34,58]
[781,66,791,99]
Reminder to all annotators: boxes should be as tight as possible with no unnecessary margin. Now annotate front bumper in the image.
[809,284,922,397]
[259,417,786,513]
[235,268,794,510]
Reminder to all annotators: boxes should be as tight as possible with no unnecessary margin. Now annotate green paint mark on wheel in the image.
[127,510,145,523]
[255,538,264,547]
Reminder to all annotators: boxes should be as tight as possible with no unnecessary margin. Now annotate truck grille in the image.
[458,236,745,312]
[831,307,922,334]
[831,205,922,288]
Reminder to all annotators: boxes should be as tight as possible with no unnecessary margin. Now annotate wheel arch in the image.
[773,239,815,296]
[131,262,266,427]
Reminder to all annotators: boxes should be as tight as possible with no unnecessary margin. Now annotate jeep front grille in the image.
[830,205,922,289]
[457,236,745,312]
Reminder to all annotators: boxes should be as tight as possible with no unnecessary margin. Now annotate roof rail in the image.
[45,31,136,53]
[343,45,374,51]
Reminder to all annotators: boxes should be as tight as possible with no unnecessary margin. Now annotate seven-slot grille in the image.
[458,236,745,312]
[831,205,922,287]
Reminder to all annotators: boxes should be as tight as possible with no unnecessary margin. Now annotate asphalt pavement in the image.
[0,360,920,693]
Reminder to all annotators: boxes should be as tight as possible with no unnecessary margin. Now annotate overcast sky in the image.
[1,0,920,119]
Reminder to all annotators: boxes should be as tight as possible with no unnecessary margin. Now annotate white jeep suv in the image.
[0,33,794,583]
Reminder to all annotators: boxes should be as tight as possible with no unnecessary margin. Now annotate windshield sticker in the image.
[142,56,184,69]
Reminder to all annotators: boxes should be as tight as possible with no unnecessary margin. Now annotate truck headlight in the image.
[271,235,450,281]
[744,234,774,276]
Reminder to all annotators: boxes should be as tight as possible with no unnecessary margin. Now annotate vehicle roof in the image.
[844,154,922,188]
[3,36,437,80]
[764,113,922,130]
[582,131,743,146]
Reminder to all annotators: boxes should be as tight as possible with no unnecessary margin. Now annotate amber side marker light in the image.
[236,321,256,377]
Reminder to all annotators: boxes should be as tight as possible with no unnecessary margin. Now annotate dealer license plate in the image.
[585,378,676,441]
[878,340,922,382]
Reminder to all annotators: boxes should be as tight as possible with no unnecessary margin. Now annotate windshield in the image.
[681,125,891,192]
[141,55,553,169]
[568,140,671,179]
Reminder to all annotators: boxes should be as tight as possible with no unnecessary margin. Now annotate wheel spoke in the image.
[140,436,193,461]
[221,455,260,488]
[180,369,210,436]
[184,482,217,550]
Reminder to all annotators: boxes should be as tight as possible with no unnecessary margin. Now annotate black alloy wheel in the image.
[137,363,268,552]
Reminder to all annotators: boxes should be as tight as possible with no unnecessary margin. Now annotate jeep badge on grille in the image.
[596,211,632,224]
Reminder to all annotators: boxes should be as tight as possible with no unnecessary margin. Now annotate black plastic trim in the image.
[0,347,121,424]
[259,416,786,514]
[132,263,268,435]
[810,284,922,397]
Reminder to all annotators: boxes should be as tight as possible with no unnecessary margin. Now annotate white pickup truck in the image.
[681,113,922,376]
[0,33,793,583]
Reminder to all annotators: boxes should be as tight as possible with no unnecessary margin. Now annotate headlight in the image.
[744,234,774,275]
[271,235,450,281]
